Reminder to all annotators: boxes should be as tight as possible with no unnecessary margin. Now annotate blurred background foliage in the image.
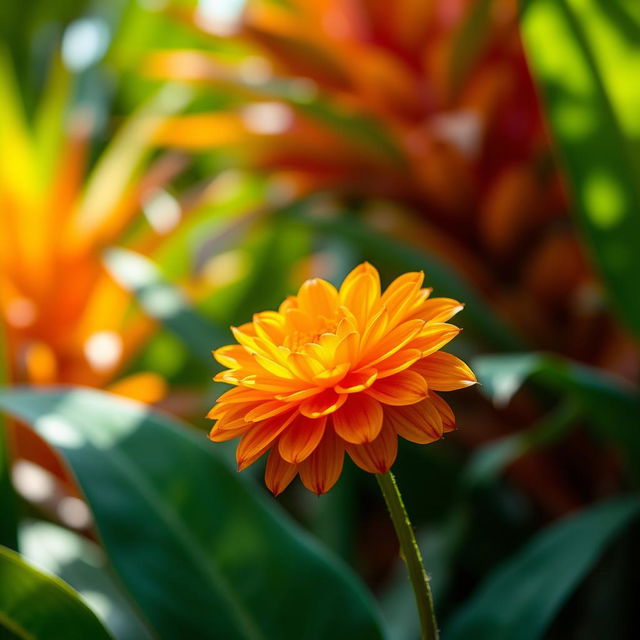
[0,1,639,639]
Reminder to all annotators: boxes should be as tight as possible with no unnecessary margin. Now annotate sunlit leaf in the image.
[0,387,385,640]
[19,521,153,640]
[444,496,640,640]
[0,544,113,640]
[521,0,640,336]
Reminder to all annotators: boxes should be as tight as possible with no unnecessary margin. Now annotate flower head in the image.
[209,263,475,494]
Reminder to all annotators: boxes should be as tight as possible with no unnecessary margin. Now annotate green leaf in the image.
[19,521,153,640]
[0,544,113,640]
[473,352,640,477]
[444,496,640,640]
[520,0,640,337]
[0,387,385,640]
[105,248,225,368]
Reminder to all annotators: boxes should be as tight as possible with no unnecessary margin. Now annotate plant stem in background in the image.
[376,470,438,640]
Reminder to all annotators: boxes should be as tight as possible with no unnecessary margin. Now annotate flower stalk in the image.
[376,470,438,640]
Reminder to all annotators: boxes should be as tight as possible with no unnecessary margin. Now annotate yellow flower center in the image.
[283,315,339,352]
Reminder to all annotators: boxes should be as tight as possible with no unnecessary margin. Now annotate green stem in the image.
[376,470,438,640]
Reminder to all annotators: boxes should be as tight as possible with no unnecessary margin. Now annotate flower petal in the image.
[365,369,428,406]
[299,387,347,418]
[299,429,344,495]
[385,399,444,444]
[332,394,383,444]
[236,410,297,470]
[410,323,460,357]
[431,393,456,432]
[360,319,424,366]
[296,278,339,317]
[346,424,397,473]
[265,448,298,496]
[245,400,294,422]
[412,298,464,323]
[375,348,422,379]
[411,352,476,391]
[278,414,327,463]
[335,368,377,393]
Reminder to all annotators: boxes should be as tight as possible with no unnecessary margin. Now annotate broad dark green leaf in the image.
[0,387,385,640]
[444,496,640,640]
[0,544,113,640]
[520,0,640,336]
[19,521,153,640]
[472,352,640,476]
[105,248,225,368]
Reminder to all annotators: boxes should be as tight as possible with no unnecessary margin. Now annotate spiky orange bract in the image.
[209,263,475,495]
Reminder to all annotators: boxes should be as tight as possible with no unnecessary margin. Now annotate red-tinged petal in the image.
[265,449,298,496]
[300,387,347,418]
[366,369,428,406]
[335,368,377,393]
[346,424,397,473]
[278,414,327,463]
[376,348,422,379]
[297,278,339,317]
[299,429,344,495]
[236,411,297,470]
[412,298,464,323]
[431,393,456,432]
[410,323,460,357]
[245,400,294,422]
[411,352,476,391]
[332,394,383,444]
[209,424,252,442]
[385,400,444,444]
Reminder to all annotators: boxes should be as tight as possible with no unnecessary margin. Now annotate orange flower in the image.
[208,263,475,495]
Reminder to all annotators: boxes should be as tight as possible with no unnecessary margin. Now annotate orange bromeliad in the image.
[208,263,475,494]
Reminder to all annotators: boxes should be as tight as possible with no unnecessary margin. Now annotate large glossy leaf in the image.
[0,387,385,640]
[520,0,640,337]
[0,544,113,640]
[20,521,153,640]
[444,496,640,640]
[473,352,640,476]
